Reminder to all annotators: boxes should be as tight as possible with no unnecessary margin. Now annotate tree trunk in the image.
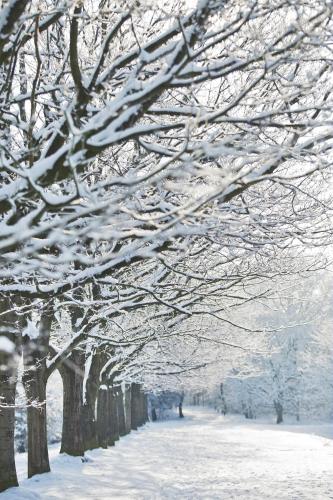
[0,373,18,492]
[60,350,85,456]
[178,392,184,418]
[23,370,50,478]
[138,389,144,426]
[124,384,132,435]
[140,388,147,425]
[130,383,145,429]
[60,284,86,456]
[130,382,140,430]
[22,309,53,478]
[97,386,109,449]
[295,399,300,422]
[220,383,227,415]
[0,298,22,492]
[108,386,119,445]
[83,348,107,451]
[82,369,99,451]
[116,386,126,437]
[82,399,98,451]
[140,391,148,425]
[144,392,149,422]
[274,400,283,424]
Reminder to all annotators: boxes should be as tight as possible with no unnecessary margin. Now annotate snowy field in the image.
[2,408,333,500]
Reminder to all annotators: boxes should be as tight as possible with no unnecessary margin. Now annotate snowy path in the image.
[3,408,333,500]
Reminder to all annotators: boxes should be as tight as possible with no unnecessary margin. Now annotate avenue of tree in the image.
[0,0,332,492]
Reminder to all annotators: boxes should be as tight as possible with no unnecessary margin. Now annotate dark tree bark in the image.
[178,391,184,418]
[144,392,149,423]
[140,391,148,425]
[97,386,109,449]
[60,349,85,456]
[108,385,119,445]
[124,384,132,435]
[0,298,22,492]
[151,408,157,421]
[116,386,126,437]
[138,388,148,426]
[220,383,227,415]
[274,400,283,424]
[138,389,144,427]
[82,350,102,451]
[130,382,141,430]
[60,285,86,457]
[82,395,98,451]
[23,371,49,478]
[0,371,18,492]
[141,391,147,425]
[22,310,53,478]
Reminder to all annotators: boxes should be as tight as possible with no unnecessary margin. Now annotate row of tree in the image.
[1,299,151,491]
[1,0,333,493]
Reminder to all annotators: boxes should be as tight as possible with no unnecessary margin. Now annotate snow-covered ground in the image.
[3,407,333,499]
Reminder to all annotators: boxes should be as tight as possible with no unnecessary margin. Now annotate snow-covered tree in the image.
[1,0,333,492]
